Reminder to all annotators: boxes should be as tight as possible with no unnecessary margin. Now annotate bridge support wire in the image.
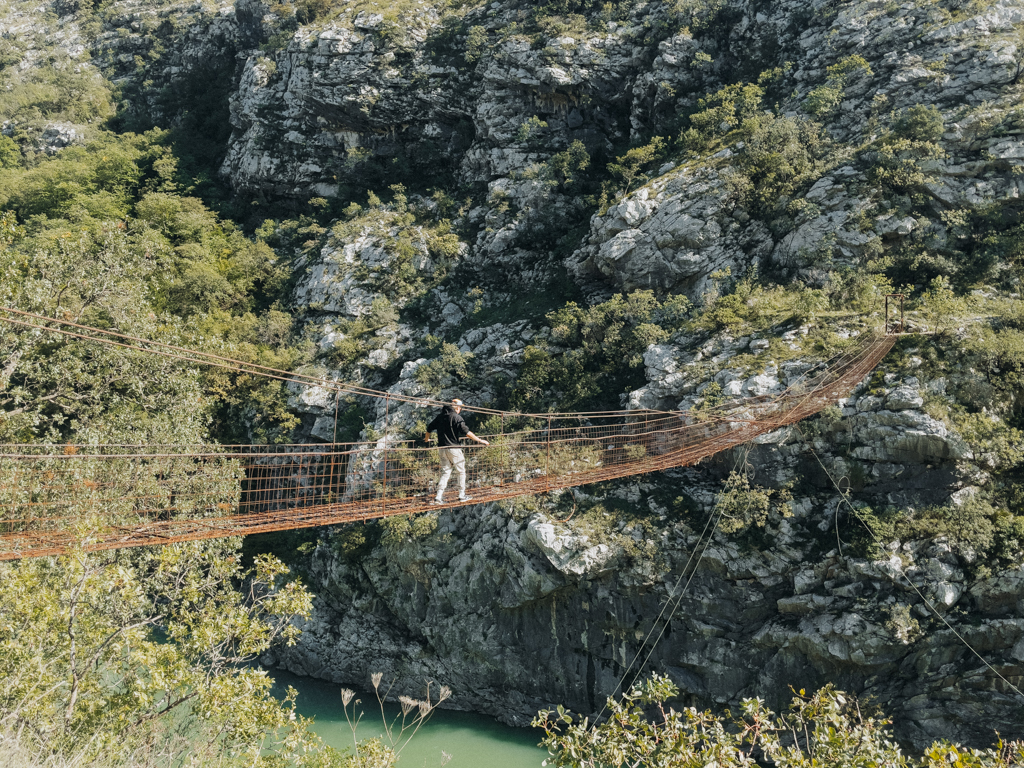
[794,425,1024,704]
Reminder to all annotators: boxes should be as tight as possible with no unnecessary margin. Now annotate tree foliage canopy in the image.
[535,675,1024,768]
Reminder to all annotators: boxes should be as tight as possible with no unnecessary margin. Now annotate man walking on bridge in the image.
[426,398,489,504]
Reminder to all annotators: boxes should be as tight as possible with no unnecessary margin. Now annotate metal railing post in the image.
[546,415,552,490]
[382,395,389,515]
[329,393,339,508]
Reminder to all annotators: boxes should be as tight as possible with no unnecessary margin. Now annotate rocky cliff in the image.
[7,0,1024,749]
[253,0,1024,748]
[268,346,1024,749]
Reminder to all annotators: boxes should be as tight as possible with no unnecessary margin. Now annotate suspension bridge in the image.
[0,307,900,561]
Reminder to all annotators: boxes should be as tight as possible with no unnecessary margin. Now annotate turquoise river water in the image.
[273,669,548,768]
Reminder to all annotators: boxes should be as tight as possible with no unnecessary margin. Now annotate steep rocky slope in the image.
[5,0,1024,749]
[270,344,1023,748]
[247,0,1024,748]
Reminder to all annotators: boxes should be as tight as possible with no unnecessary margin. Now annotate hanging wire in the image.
[0,331,896,558]
[794,425,1024,704]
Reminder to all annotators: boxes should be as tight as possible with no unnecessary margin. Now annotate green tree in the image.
[920,275,964,335]
[0,225,208,443]
[608,137,667,195]
[0,545,334,767]
[0,131,306,446]
[535,676,1024,768]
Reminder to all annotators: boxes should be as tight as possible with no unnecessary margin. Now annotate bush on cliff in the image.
[512,290,674,411]
[535,674,1024,767]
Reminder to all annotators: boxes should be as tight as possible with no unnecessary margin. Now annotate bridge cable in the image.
[592,444,753,724]
[0,307,680,419]
[794,424,1024,702]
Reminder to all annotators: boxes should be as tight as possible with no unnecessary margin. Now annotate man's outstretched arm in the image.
[465,430,489,446]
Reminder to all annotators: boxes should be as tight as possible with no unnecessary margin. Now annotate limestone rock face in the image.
[222,12,468,199]
[253,0,1024,746]
[272,312,1018,744]
[524,518,621,578]
[275,473,1024,748]
[18,0,1024,749]
[569,168,773,300]
[294,231,433,318]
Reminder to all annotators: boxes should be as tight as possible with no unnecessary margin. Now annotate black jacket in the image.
[427,405,470,447]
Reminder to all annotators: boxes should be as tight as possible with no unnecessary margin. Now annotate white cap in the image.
[451,398,463,406]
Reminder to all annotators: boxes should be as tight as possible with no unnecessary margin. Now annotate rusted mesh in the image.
[0,333,895,560]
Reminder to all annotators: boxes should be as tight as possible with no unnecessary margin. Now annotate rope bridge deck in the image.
[0,332,895,560]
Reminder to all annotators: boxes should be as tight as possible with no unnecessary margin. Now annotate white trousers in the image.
[436,447,466,499]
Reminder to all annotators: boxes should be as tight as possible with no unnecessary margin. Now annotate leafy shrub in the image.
[464,25,487,62]
[717,471,788,535]
[885,603,922,644]
[607,136,666,194]
[537,677,1023,767]
[530,0,632,16]
[735,114,835,212]
[549,139,591,189]
[682,85,838,216]
[919,275,965,334]
[868,135,945,191]
[516,115,549,143]
[0,56,113,124]
[951,407,1024,471]
[804,82,844,118]
[801,403,843,438]
[687,83,765,138]
[803,54,872,118]
[894,104,944,142]
[693,268,828,333]
[536,13,588,38]
[668,0,727,33]
[559,497,663,565]
[0,135,20,169]
[513,291,670,412]
[415,342,474,390]
[380,512,438,549]
[855,493,1023,567]
[295,0,331,24]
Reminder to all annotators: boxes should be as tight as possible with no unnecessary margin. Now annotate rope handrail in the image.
[0,307,684,418]
[0,306,883,419]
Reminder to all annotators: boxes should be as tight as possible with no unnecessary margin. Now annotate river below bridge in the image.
[273,668,547,767]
